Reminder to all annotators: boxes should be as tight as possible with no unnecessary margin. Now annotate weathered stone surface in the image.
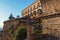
[41,16,60,37]
[41,0,60,16]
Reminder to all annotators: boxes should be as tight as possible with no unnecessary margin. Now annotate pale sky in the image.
[0,0,35,28]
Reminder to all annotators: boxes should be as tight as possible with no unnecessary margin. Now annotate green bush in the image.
[35,30,42,33]
[16,27,27,40]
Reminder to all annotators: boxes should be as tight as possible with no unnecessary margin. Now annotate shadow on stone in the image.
[32,34,59,40]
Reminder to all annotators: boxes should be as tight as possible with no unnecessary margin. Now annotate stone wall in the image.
[41,0,60,16]
[41,16,60,37]
[2,18,20,40]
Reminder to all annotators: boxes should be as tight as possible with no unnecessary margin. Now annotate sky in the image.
[0,0,35,28]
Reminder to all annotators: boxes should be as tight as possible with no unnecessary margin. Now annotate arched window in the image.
[34,5,36,9]
[37,9,43,14]
[37,2,41,7]
[30,7,32,11]
[30,13,33,16]
[28,9,29,12]
[33,11,36,15]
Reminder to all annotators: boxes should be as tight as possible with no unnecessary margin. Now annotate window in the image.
[28,9,29,12]
[33,11,36,15]
[37,9,43,14]
[34,5,36,9]
[37,2,41,7]
[34,5,35,9]
[30,13,33,16]
[30,7,32,11]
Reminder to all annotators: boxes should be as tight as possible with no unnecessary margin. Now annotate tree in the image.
[9,13,15,19]
[17,15,20,18]
[16,27,27,40]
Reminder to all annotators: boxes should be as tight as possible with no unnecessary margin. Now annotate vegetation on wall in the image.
[16,27,27,40]
[13,26,27,40]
